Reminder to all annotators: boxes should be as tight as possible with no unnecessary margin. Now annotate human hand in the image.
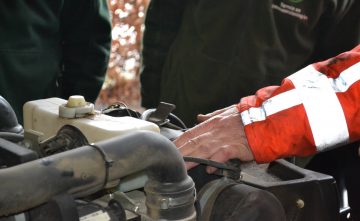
[174,105,254,173]
[197,105,237,123]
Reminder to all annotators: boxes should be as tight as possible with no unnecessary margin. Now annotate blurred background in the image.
[96,0,150,111]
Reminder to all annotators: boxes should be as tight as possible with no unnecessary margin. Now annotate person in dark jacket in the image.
[0,0,112,121]
[140,0,360,127]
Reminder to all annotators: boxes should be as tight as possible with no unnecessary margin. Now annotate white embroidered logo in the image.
[272,2,308,21]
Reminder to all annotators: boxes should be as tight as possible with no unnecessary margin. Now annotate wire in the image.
[167,113,187,130]
[183,156,240,172]
[102,102,141,118]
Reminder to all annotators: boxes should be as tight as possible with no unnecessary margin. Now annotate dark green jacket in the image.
[141,0,360,126]
[0,0,111,121]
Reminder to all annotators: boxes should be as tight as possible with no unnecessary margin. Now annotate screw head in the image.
[296,199,305,209]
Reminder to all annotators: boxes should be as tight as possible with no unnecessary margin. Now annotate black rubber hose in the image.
[0,96,23,134]
[0,131,193,217]
[0,132,24,142]
[100,130,188,184]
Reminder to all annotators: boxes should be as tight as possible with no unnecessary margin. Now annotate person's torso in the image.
[0,0,63,119]
[160,0,359,126]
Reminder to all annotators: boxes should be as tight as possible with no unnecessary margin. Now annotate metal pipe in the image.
[0,131,195,220]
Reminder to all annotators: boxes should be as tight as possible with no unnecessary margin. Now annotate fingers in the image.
[196,114,208,123]
[174,106,253,173]
[174,128,198,148]
[197,105,235,122]
[174,120,214,147]
[174,119,218,171]
[178,132,218,157]
[206,146,238,173]
[178,132,220,170]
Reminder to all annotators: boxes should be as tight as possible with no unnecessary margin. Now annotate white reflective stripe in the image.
[241,107,265,126]
[329,62,360,92]
[241,89,301,126]
[262,89,302,116]
[241,63,360,150]
[288,65,349,151]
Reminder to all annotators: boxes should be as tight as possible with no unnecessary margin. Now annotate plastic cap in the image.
[59,95,94,118]
[66,95,87,108]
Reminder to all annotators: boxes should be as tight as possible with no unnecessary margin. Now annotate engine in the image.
[0,95,342,221]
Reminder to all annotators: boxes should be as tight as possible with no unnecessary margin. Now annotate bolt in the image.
[296,199,305,209]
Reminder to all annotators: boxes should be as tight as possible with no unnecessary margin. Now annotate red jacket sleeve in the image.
[237,45,360,163]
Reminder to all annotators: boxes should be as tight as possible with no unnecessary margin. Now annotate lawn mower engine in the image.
[0,96,342,221]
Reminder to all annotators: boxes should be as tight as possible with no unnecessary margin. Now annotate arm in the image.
[175,45,360,170]
[60,0,112,102]
[140,0,187,108]
[240,44,360,163]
